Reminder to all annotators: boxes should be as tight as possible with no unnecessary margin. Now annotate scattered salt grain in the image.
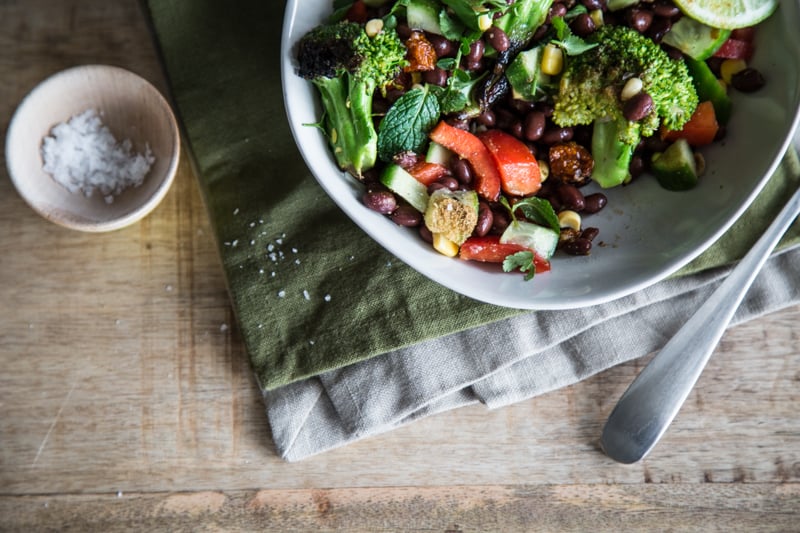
[303,290,310,300]
[220,323,229,332]
[278,290,286,298]
[233,208,240,215]
[165,284,173,292]
[324,294,331,302]
[41,109,154,203]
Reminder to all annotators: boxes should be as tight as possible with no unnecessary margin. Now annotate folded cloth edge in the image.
[264,244,800,461]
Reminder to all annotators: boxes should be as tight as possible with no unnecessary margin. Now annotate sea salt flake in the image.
[303,290,310,300]
[40,109,155,202]
[324,294,332,302]
[278,290,286,298]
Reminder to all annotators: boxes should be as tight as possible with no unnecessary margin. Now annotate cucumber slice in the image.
[505,45,550,102]
[380,164,430,212]
[425,141,453,166]
[500,220,559,259]
[606,0,639,11]
[685,57,733,124]
[651,138,698,191]
[405,0,442,35]
[662,17,731,60]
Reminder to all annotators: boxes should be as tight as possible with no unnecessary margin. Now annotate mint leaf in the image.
[511,197,560,233]
[377,86,440,162]
[503,250,536,281]
[551,16,598,56]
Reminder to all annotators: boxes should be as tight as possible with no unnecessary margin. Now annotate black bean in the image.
[464,58,484,72]
[581,227,600,241]
[452,159,474,186]
[627,8,653,33]
[571,13,596,38]
[653,2,681,18]
[582,193,607,214]
[491,208,510,234]
[646,16,672,43]
[419,224,433,243]
[477,110,496,127]
[427,182,449,194]
[509,120,525,139]
[467,39,485,63]
[547,2,567,22]
[731,68,766,93]
[391,205,422,227]
[427,34,455,58]
[564,237,592,255]
[524,111,546,141]
[393,150,419,169]
[485,26,510,52]
[623,92,654,122]
[582,0,604,10]
[422,67,448,87]
[363,190,397,214]
[438,176,460,191]
[541,126,574,145]
[474,202,494,237]
[558,184,586,211]
[629,154,646,179]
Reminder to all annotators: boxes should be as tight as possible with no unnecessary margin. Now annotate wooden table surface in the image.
[2,1,799,531]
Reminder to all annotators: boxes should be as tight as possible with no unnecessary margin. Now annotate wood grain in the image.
[1,0,799,530]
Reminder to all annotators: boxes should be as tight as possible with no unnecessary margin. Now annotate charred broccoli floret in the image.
[297,21,407,177]
[552,25,699,187]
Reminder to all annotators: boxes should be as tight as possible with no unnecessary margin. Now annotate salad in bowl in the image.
[282,0,800,309]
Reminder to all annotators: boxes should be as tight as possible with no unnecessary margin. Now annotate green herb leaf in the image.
[551,16,599,56]
[503,250,537,281]
[377,86,440,162]
[439,9,466,41]
[511,197,560,233]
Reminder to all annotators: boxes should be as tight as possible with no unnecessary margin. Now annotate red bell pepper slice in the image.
[713,38,754,61]
[662,101,719,147]
[406,161,450,186]
[459,235,551,273]
[478,129,542,197]
[429,121,502,201]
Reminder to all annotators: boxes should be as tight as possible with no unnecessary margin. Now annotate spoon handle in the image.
[601,184,800,464]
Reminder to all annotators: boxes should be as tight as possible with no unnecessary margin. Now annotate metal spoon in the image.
[601,184,800,464]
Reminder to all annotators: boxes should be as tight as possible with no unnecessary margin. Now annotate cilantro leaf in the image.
[503,250,537,281]
[510,197,560,233]
[551,16,599,56]
[377,86,440,161]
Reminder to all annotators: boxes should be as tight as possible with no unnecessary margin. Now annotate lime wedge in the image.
[672,0,778,29]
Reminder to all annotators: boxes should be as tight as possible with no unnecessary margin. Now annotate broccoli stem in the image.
[591,118,635,188]
[313,73,377,177]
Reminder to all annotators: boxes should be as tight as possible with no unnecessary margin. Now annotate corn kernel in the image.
[478,13,493,31]
[541,44,563,76]
[365,18,384,37]
[432,233,459,257]
[620,77,643,101]
[589,9,604,28]
[538,159,550,182]
[720,58,747,85]
[558,210,582,232]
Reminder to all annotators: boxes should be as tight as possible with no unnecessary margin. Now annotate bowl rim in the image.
[5,64,182,233]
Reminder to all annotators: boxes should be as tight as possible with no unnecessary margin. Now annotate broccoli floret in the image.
[297,21,407,177]
[553,25,698,140]
[551,25,698,187]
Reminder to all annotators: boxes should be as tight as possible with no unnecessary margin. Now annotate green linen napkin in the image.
[144,0,800,391]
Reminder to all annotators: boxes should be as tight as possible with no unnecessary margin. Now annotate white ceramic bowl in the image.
[5,65,180,232]
[282,1,800,310]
